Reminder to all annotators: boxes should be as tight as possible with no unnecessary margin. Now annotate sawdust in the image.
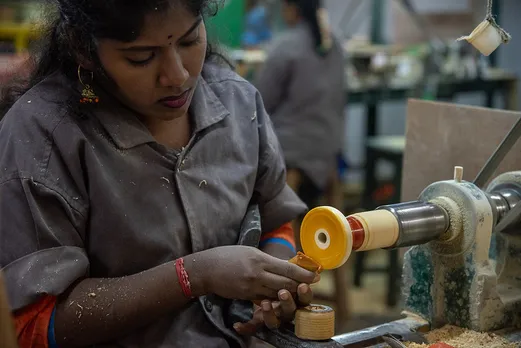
[405,325,518,348]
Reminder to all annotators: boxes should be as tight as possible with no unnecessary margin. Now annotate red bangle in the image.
[175,258,193,299]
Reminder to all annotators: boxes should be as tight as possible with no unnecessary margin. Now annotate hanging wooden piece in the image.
[457,0,511,56]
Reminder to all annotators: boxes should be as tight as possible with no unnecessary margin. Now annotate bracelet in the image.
[175,258,193,299]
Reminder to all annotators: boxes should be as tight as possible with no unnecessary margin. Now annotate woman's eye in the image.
[127,53,156,66]
[180,35,201,47]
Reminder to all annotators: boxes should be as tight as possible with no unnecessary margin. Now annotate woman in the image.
[0,1,319,347]
[254,0,346,224]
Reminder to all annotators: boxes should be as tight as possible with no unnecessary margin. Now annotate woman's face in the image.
[96,5,207,122]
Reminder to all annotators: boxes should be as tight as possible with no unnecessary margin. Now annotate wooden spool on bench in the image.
[288,253,336,341]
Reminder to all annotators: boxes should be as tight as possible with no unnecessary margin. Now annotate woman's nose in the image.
[159,50,189,88]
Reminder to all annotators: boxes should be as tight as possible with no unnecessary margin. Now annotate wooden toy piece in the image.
[457,0,511,57]
[294,304,335,341]
[288,252,323,274]
[300,206,400,270]
[457,20,503,56]
[299,206,352,270]
[454,166,464,183]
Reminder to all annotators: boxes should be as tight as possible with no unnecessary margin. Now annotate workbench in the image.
[0,23,41,53]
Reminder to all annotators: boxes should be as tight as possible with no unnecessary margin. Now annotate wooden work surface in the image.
[401,99,521,201]
[0,271,18,348]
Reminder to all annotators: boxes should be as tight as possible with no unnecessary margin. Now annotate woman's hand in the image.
[198,246,318,301]
[233,283,314,335]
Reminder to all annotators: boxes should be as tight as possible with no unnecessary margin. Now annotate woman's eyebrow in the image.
[177,17,203,41]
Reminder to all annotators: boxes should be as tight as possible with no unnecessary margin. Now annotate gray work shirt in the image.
[254,23,346,190]
[0,63,306,347]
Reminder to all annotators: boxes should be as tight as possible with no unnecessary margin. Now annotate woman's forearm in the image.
[262,243,296,260]
[54,256,207,347]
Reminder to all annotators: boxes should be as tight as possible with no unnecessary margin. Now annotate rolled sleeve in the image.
[253,93,307,233]
[0,176,89,311]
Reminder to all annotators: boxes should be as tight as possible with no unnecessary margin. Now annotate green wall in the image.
[206,0,245,49]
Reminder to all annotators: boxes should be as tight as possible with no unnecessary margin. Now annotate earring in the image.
[78,65,99,104]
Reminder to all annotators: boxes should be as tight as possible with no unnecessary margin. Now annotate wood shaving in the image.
[405,325,518,348]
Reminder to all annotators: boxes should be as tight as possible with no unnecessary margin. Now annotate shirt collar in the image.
[92,74,230,150]
[189,75,230,133]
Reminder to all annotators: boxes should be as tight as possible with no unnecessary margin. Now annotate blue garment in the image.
[48,306,58,348]
[242,5,272,46]
[259,237,296,253]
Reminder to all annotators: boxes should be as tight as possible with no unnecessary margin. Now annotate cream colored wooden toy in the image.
[294,304,335,341]
[299,206,399,270]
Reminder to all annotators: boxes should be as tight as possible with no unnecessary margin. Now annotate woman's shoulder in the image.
[1,73,78,136]
[0,73,86,180]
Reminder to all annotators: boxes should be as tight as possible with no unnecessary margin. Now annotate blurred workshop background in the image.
[1,0,518,334]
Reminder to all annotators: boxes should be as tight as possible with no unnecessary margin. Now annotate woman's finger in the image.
[260,272,300,292]
[297,283,313,306]
[254,286,281,302]
[264,258,317,284]
[278,290,297,321]
[234,307,264,336]
[261,300,281,330]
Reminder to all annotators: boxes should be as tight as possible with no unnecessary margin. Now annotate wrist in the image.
[182,252,210,298]
[262,243,296,260]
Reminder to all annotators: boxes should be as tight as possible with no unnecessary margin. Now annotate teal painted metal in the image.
[370,0,385,44]
[442,254,474,327]
[403,247,434,319]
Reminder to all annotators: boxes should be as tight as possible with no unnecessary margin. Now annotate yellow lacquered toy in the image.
[300,206,400,270]
[300,206,352,270]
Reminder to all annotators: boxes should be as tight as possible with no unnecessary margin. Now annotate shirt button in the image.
[205,299,213,312]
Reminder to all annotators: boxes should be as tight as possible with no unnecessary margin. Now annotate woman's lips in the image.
[158,90,191,109]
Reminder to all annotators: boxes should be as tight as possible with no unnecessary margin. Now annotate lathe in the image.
[250,101,521,347]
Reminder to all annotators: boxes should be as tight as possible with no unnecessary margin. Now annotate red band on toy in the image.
[347,216,366,250]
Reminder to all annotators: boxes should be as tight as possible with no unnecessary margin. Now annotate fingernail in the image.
[279,291,289,300]
[262,301,271,311]
[300,285,308,293]
[233,323,240,330]
[313,274,320,283]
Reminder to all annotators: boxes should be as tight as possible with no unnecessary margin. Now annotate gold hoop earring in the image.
[78,65,99,104]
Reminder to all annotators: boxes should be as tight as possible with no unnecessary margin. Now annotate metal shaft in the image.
[488,185,521,232]
[374,185,521,250]
[377,201,450,248]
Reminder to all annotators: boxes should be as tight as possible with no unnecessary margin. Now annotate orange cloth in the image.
[260,222,296,250]
[13,295,56,348]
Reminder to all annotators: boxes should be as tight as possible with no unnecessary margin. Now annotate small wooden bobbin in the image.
[294,304,335,341]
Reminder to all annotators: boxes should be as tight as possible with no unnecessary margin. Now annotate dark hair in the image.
[284,0,330,56]
[0,0,225,116]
